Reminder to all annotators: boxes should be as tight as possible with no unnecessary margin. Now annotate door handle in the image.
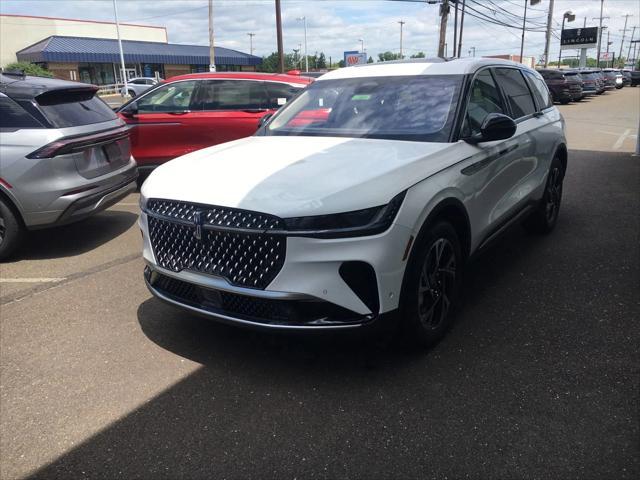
[168,111,190,115]
[242,109,267,113]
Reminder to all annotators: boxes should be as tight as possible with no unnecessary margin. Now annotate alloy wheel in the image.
[418,238,456,329]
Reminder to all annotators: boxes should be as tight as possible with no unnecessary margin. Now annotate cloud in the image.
[1,0,638,62]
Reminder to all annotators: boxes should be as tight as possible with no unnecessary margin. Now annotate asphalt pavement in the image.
[1,87,638,480]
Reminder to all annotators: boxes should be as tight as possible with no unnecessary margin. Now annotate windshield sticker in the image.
[351,94,371,101]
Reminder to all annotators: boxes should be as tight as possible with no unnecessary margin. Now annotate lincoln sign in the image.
[560,27,599,50]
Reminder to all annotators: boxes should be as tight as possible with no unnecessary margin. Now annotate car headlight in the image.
[283,191,406,238]
[139,191,148,211]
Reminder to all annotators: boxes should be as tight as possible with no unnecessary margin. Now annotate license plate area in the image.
[74,136,131,179]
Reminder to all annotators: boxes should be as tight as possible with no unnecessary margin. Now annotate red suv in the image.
[117,72,312,174]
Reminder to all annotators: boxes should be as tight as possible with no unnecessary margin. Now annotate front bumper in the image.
[140,208,413,329]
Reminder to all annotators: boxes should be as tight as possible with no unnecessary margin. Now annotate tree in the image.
[338,59,346,68]
[257,52,298,73]
[4,61,52,78]
[377,51,402,62]
[317,52,327,70]
[367,56,374,64]
[410,52,426,58]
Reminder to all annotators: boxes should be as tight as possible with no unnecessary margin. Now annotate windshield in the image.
[265,75,463,142]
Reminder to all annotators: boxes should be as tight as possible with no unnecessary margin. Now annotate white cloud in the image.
[1,0,638,63]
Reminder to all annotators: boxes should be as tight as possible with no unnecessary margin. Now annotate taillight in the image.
[27,126,129,159]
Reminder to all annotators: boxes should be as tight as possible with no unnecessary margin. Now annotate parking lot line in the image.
[0,277,66,283]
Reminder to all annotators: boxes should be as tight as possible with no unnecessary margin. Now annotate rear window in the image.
[36,89,117,128]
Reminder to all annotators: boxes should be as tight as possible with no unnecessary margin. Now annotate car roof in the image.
[317,57,536,81]
[165,71,314,85]
[0,72,97,100]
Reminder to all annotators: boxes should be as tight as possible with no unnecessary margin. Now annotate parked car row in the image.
[536,67,636,104]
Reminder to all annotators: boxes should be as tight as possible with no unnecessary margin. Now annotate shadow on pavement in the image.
[25,150,639,479]
[11,210,138,261]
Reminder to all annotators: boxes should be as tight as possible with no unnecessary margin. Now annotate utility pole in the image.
[543,0,554,67]
[619,14,633,61]
[595,0,606,66]
[457,0,466,58]
[208,0,216,71]
[453,0,458,58]
[438,0,450,57]
[112,0,128,95]
[626,26,636,66]
[247,33,255,56]
[275,0,284,73]
[606,29,611,67]
[398,20,405,58]
[520,0,529,63]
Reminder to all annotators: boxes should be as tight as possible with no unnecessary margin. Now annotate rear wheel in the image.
[0,198,24,261]
[401,221,462,347]
[128,89,136,97]
[524,156,564,234]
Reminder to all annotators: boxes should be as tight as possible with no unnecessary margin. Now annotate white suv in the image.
[139,58,567,345]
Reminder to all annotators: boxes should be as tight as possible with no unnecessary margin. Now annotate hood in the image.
[142,136,455,218]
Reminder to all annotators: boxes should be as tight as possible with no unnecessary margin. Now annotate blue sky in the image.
[1,0,638,63]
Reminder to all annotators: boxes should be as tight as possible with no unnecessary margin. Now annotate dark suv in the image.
[562,70,585,100]
[537,69,573,104]
[578,70,600,95]
[0,72,137,260]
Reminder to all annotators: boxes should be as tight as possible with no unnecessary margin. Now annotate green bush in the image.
[4,62,53,78]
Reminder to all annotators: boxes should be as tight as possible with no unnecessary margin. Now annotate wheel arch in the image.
[0,187,26,228]
[555,143,568,178]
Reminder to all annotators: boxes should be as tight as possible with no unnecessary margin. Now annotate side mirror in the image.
[120,101,138,118]
[467,113,517,144]
[258,112,273,129]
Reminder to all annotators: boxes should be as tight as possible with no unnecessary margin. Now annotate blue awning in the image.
[17,35,261,66]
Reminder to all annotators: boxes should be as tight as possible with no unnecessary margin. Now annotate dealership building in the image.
[2,14,261,84]
[17,36,262,84]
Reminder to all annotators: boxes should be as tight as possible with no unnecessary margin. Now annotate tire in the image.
[524,156,564,235]
[0,198,24,261]
[400,221,463,347]
[560,99,570,105]
[128,90,136,97]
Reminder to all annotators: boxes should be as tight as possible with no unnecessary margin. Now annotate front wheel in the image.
[0,199,24,261]
[524,157,564,234]
[400,221,462,347]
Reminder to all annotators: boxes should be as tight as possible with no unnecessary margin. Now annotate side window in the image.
[193,80,267,111]
[462,70,506,137]
[136,81,197,113]
[494,68,536,119]
[0,95,42,129]
[523,70,553,110]
[264,82,303,109]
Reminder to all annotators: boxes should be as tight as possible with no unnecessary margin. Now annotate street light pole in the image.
[558,11,575,68]
[359,38,365,54]
[112,0,128,96]
[543,0,555,67]
[208,0,216,72]
[275,0,284,73]
[398,20,405,58]
[297,16,308,73]
[247,33,255,56]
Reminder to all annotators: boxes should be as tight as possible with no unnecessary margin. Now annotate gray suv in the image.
[120,77,160,97]
[0,72,137,260]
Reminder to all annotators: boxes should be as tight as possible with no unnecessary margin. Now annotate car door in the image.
[119,80,199,167]
[185,79,271,148]
[461,67,538,239]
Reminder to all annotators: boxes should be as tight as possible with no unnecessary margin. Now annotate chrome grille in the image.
[146,199,286,289]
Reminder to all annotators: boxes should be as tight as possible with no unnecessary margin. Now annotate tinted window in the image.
[462,70,506,137]
[494,68,536,119]
[266,75,463,142]
[36,89,117,128]
[523,70,553,109]
[137,81,197,113]
[0,95,42,129]
[193,80,267,111]
[265,82,303,109]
